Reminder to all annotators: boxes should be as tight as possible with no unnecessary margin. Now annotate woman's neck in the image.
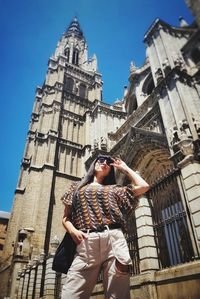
[93,176,103,184]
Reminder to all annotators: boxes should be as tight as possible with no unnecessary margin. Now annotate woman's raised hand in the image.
[111,157,149,195]
[110,158,129,173]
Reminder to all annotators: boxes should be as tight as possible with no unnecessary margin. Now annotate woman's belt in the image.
[82,223,121,233]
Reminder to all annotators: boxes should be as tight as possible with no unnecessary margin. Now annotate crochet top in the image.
[62,183,138,231]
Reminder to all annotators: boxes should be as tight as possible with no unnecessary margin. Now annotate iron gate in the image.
[147,169,198,269]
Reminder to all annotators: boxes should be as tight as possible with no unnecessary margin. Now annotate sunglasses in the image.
[96,156,113,166]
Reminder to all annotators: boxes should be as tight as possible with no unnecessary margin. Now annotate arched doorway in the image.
[111,127,197,272]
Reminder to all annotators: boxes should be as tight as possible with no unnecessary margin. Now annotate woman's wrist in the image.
[121,165,131,175]
[63,219,76,235]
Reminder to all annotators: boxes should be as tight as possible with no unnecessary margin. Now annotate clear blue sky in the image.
[0,0,193,212]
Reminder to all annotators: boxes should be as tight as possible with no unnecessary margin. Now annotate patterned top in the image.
[61,183,138,231]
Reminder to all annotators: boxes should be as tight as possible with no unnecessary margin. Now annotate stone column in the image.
[22,265,30,299]
[177,137,200,254]
[16,270,23,299]
[9,259,28,299]
[17,270,25,299]
[27,261,36,299]
[34,252,45,298]
[31,257,39,299]
[135,195,159,272]
[44,256,57,298]
[43,235,60,298]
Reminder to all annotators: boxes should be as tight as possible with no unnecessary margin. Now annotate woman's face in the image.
[94,158,111,177]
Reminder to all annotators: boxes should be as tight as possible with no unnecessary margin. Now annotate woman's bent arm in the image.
[111,158,149,196]
[62,206,87,244]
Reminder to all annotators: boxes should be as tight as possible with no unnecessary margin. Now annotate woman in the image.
[61,155,149,299]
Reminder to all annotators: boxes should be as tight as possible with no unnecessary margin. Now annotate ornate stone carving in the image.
[100,137,107,151]
[169,126,179,148]
[193,116,200,133]
[174,54,187,72]
[177,133,195,168]
[50,235,60,255]
[74,80,79,94]
[177,134,194,156]
[94,139,99,150]
[130,61,137,73]
[179,119,191,136]
[162,58,171,75]
[154,68,163,83]
[170,119,196,163]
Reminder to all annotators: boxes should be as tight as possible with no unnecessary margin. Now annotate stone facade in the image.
[186,0,200,27]
[0,14,200,299]
[0,211,10,258]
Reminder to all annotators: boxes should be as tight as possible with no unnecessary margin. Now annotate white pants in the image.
[61,228,132,299]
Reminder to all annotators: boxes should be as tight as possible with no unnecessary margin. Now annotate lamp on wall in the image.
[18,229,27,242]
[177,134,194,157]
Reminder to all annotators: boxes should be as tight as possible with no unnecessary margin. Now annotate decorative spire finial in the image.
[65,17,85,40]
[179,16,189,28]
[130,61,137,73]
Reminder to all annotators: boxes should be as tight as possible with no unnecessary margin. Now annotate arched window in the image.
[142,73,155,95]
[191,47,200,64]
[72,48,79,65]
[65,77,74,92]
[79,83,86,98]
[146,79,155,95]
[64,48,70,62]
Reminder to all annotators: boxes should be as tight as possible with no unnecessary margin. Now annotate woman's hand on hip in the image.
[70,229,88,245]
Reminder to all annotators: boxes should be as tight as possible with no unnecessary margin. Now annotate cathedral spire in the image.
[65,17,85,40]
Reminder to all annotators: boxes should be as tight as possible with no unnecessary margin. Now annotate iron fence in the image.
[126,215,140,275]
[147,169,198,269]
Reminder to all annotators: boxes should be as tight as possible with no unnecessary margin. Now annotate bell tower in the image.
[1,17,104,298]
[0,17,127,298]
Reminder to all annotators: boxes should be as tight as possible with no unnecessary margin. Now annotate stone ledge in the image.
[148,261,199,284]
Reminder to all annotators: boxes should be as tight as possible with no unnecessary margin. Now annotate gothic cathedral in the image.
[1,15,200,299]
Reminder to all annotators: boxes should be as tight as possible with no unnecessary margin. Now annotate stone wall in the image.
[15,256,200,299]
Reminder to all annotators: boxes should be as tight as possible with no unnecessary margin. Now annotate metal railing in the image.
[126,215,140,275]
[147,169,198,269]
